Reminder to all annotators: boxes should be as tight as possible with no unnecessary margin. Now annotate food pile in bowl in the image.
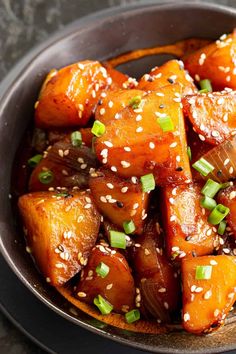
[16,29,236,335]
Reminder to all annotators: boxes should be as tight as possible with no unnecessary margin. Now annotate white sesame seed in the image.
[164,302,169,309]
[224,158,230,166]
[199,134,206,141]
[106,183,114,189]
[124,146,131,152]
[229,166,234,174]
[78,63,85,70]
[206,228,212,236]
[170,142,177,148]
[212,130,220,137]
[100,108,105,115]
[214,309,220,317]
[191,285,197,292]
[58,149,64,157]
[183,313,190,322]
[133,203,139,209]
[169,197,175,205]
[81,163,87,169]
[172,246,180,252]
[199,53,206,66]
[78,292,86,298]
[136,127,143,133]
[176,155,181,162]
[100,148,108,157]
[121,161,131,168]
[106,283,113,290]
[229,191,236,199]
[144,248,150,255]
[104,141,113,148]
[204,290,212,300]
[84,204,91,209]
[158,288,166,293]
[223,113,228,122]
[149,142,155,149]
[100,196,107,203]
[111,166,117,172]
[121,186,128,193]
[108,101,113,108]
[136,114,142,121]
[195,287,203,293]
[46,277,51,283]
[170,215,176,222]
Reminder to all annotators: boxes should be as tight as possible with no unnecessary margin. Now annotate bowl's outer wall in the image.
[1,3,236,354]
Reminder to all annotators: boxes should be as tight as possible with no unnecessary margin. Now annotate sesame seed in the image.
[169,197,175,205]
[106,283,113,290]
[135,243,141,248]
[104,141,113,147]
[191,285,197,292]
[199,53,206,66]
[121,160,130,168]
[170,142,177,148]
[226,75,231,82]
[111,166,117,172]
[100,108,105,115]
[136,114,142,121]
[228,292,235,299]
[81,163,87,169]
[229,191,236,199]
[58,149,64,157]
[199,134,206,141]
[106,183,114,189]
[78,63,85,70]
[172,246,180,252]
[183,313,190,322]
[229,166,234,174]
[195,287,203,293]
[170,215,176,222]
[115,113,120,119]
[77,292,86,298]
[136,127,143,133]
[133,203,139,209]
[223,113,228,122]
[121,186,128,193]
[204,290,212,300]
[214,309,220,317]
[149,142,155,149]
[176,155,181,162]
[158,288,166,293]
[77,215,84,223]
[108,101,113,108]
[144,248,150,255]
[84,204,91,209]
[212,130,220,137]
[46,277,51,283]
[124,146,131,152]
[224,158,230,166]
[164,302,169,309]
[100,196,107,203]
[78,157,84,163]
[26,246,31,253]
[156,92,164,97]
[206,228,212,236]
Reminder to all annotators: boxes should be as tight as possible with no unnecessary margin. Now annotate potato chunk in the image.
[76,245,135,313]
[138,60,196,95]
[182,255,236,334]
[35,61,110,128]
[183,91,236,145]
[89,168,149,234]
[130,219,180,323]
[183,31,236,91]
[95,84,192,185]
[18,191,100,286]
[162,183,218,260]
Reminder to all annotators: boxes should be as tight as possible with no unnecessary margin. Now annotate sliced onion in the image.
[194,136,236,183]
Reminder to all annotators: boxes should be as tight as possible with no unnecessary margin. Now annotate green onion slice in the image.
[96,262,110,278]
[140,173,155,192]
[129,96,142,109]
[208,204,230,225]
[192,158,214,177]
[28,154,43,168]
[218,220,227,236]
[71,131,82,147]
[38,170,54,184]
[109,230,127,249]
[199,88,209,94]
[157,116,174,132]
[93,295,113,315]
[91,120,106,137]
[123,220,136,234]
[125,309,140,323]
[195,265,212,280]
[201,179,221,198]
[200,196,217,211]
[199,79,212,93]
[187,146,192,161]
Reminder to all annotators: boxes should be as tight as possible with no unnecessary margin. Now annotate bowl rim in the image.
[1,2,236,353]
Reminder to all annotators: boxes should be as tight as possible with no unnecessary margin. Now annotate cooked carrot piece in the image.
[95,84,192,185]
[183,31,236,91]
[182,255,236,334]
[18,191,100,286]
[76,245,135,313]
[183,91,236,145]
[162,183,218,260]
[217,185,236,240]
[89,168,149,234]
[130,218,180,323]
[29,141,98,191]
[35,61,110,129]
[138,60,196,95]
[95,89,145,124]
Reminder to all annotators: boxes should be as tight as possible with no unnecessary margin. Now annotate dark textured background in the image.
[1,0,236,353]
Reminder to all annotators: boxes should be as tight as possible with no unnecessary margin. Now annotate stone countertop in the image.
[1,0,236,353]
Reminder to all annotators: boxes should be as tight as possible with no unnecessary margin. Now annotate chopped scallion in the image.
[195,265,212,280]
[109,230,127,249]
[129,96,142,109]
[140,173,155,192]
[201,179,221,198]
[187,146,192,161]
[208,204,230,225]
[123,220,136,234]
[71,131,82,147]
[91,120,106,137]
[199,79,212,93]
[157,116,174,132]
[93,295,113,315]
[218,220,227,236]
[28,154,43,168]
[192,158,214,177]
[38,170,54,184]
[125,309,140,323]
[200,196,217,211]
[199,88,209,94]
[96,262,110,278]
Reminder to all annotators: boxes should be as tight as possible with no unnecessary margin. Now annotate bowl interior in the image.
[1,3,236,353]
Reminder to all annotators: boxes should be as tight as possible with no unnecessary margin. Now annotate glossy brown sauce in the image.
[107,38,210,68]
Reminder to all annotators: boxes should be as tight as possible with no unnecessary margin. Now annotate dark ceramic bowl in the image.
[1,2,236,353]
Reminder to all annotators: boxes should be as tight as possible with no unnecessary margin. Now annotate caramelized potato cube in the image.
[183,91,236,145]
[162,183,218,260]
[35,61,110,129]
[183,31,236,91]
[182,255,236,334]
[131,219,180,322]
[89,168,149,234]
[95,84,192,185]
[76,245,135,313]
[138,60,196,95]
[18,191,100,286]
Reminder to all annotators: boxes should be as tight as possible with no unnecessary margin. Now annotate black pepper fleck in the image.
[116,201,124,208]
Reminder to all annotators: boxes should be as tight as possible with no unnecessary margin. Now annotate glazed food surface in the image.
[15,30,236,335]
